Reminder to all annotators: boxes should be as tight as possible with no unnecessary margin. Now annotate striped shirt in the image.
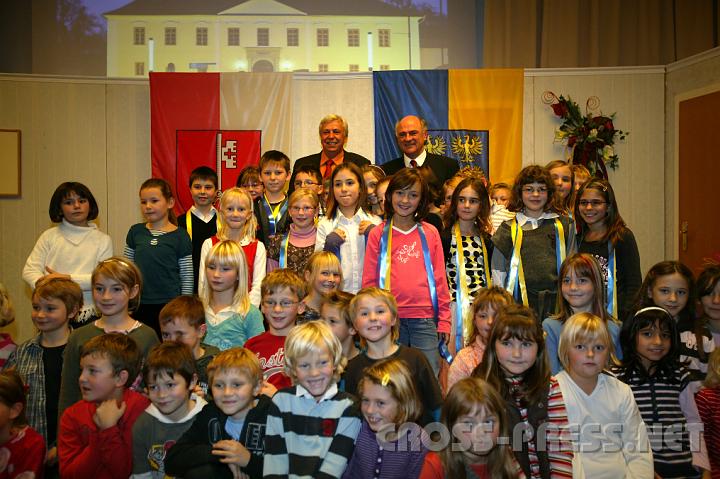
[506,375,574,479]
[264,384,361,479]
[696,386,720,479]
[613,365,695,477]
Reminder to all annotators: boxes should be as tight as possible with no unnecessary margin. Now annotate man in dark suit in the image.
[291,114,370,194]
[381,115,460,186]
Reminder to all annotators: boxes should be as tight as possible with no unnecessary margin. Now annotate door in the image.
[678,89,720,272]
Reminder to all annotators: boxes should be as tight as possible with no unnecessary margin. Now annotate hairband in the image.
[634,306,672,318]
[100,258,133,269]
[381,373,391,387]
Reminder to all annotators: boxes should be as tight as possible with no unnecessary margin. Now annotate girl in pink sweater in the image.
[362,168,451,376]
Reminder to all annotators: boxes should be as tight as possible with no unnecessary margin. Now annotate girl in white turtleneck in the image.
[23,182,113,324]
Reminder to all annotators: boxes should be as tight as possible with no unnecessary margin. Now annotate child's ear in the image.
[647,287,653,299]
[304,270,312,283]
[115,370,130,388]
[167,196,176,209]
[197,324,207,338]
[68,305,80,321]
[348,325,357,336]
[253,379,263,396]
[129,284,140,300]
[8,402,23,421]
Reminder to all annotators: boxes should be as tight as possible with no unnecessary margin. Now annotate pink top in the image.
[446,336,486,394]
[362,222,451,333]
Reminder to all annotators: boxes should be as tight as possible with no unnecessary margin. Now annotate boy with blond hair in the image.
[244,269,306,391]
[165,347,272,479]
[59,333,150,478]
[159,295,220,395]
[131,341,207,478]
[264,321,361,478]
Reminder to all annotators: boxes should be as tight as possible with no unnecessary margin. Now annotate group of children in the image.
[0,150,718,478]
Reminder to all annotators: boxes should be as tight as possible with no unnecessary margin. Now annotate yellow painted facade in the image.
[105,2,421,77]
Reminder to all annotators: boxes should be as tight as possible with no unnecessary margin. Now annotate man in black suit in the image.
[291,114,370,194]
[380,115,459,186]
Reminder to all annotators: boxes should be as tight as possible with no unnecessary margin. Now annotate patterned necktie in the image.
[323,159,335,179]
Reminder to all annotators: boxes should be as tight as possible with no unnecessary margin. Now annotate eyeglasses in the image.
[521,186,548,194]
[262,300,299,310]
[290,206,316,213]
[578,200,607,208]
[294,180,319,188]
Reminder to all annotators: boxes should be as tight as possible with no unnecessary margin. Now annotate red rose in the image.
[551,102,568,117]
[605,120,613,130]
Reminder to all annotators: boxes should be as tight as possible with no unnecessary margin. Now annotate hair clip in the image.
[381,373,391,387]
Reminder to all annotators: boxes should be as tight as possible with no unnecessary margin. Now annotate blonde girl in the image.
[543,253,622,374]
[473,304,573,478]
[441,177,493,358]
[299,251,343,323]
[0,370,46,477]
[125,178,193,335]
[446,286,513,393]
[199,186,265,306]
[343,358,427,479]
[362,168,452,377]
[571,164,591,192]
[545,160,573,214]
[491,165,576,320]
[555,313,652,477]
[696,347,720,477]
[199,240,264,351]
[267,188,319,276]
[315,163,380,293]
[419,377,525,479]
[24,181,112,324]
[362,164,386,217]
[58,257,159,418]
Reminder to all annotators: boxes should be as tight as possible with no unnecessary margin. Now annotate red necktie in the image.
[410,159,418,168]
[323,159,335,179]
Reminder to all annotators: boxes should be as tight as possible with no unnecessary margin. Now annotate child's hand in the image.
[45,446,58,466]
[259,380,277,397]
[331,228,347,241]
[93,399,126,430]
[358,220,373,235]
[212,439,251,467]
[192,383,206,399]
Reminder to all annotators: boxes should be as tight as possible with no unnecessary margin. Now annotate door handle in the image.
[681,221,688,252]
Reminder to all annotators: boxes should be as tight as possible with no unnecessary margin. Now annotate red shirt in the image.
[0,425,45,479]
[59,389,150,479]
[244,331,292,390]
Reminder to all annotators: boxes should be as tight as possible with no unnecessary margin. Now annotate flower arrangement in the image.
[543,91,628,179]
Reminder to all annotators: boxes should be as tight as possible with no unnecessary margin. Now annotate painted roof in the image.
[104,0,411,17]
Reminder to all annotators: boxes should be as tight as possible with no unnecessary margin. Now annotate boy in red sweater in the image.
[58,333,149,478]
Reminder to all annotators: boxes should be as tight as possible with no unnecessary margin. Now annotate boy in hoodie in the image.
[131,342,207,478]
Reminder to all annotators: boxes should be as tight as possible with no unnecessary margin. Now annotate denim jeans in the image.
[398,317,440,377]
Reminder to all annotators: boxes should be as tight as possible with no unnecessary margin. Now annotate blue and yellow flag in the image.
[373,69,523,184]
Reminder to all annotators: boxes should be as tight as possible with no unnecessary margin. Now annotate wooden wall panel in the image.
[522,68,666,277]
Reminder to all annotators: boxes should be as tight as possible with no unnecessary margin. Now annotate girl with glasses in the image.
[575,178,641,322]
[267,188,320,276]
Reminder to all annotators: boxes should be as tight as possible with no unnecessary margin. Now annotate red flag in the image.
[175,130,261,212]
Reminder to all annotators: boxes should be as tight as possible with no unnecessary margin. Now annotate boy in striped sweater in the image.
[264,321,361,478]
